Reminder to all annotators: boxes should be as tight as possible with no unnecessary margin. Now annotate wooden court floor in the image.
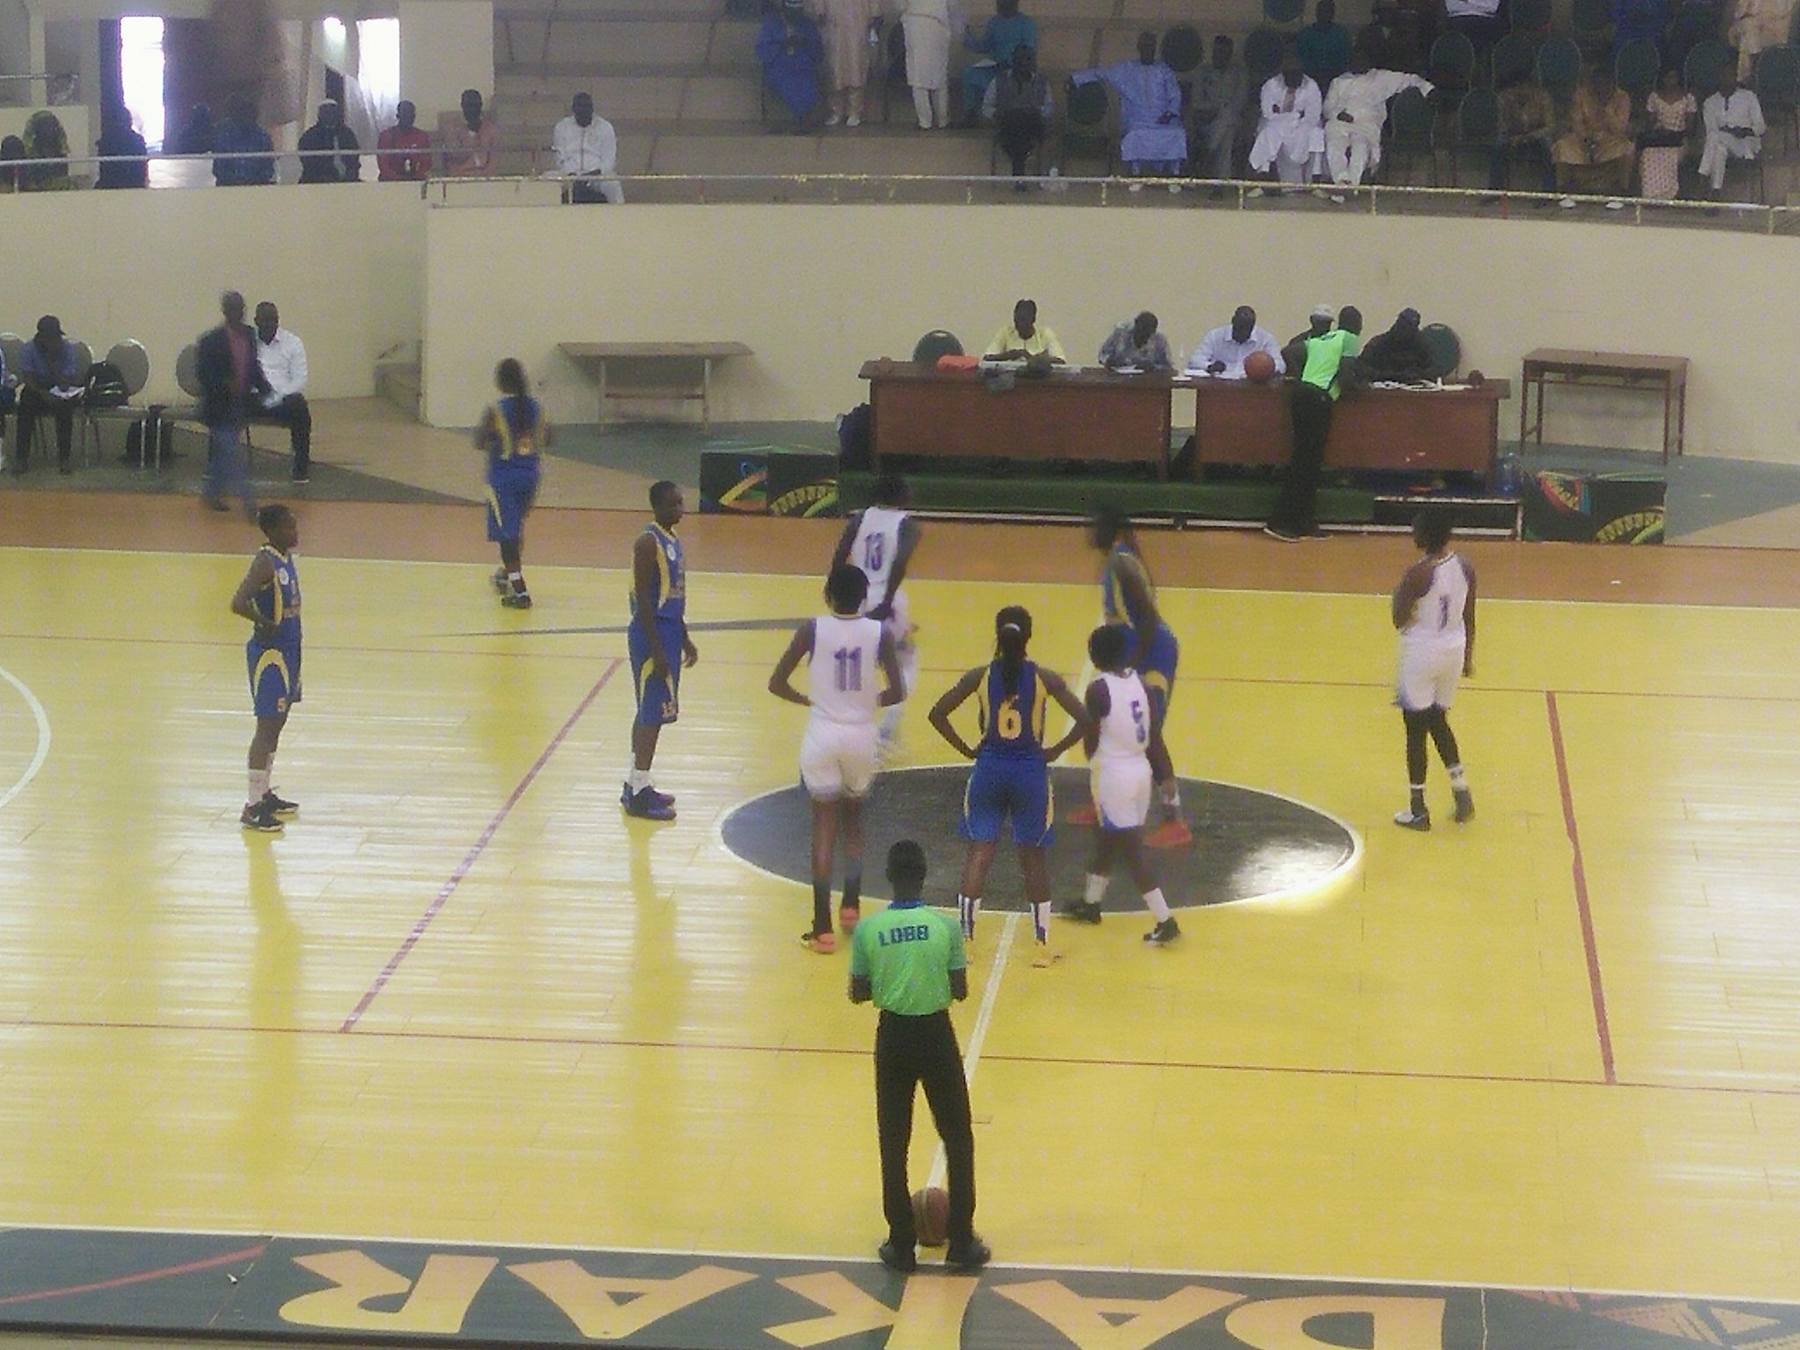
[1,496,1799,1344]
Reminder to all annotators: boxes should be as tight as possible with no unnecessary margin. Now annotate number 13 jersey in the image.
[809,614,884,726]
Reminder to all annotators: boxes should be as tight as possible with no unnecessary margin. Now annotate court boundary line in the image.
[0,664,50,813]
[1546,690,1617,1085]
[337,657,624,1032]
[4,1219,1798,1310]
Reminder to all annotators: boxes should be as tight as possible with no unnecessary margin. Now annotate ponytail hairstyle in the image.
[994,605,1033,699]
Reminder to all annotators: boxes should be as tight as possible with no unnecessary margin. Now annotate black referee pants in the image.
[875,1010,975,1249]
[1269,382,1334,536]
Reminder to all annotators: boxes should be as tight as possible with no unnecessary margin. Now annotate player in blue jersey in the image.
[230,504,303,833]
[624,480,698,822]
[1074,507,1192,848]
[478,358,551,609]
[929,606,1088,967]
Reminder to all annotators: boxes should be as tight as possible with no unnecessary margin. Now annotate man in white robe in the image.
[1699,68,1766,197]
[1074,31,1188,175]
[1249,49,1324,186]
[900,0,959,129]
[1322,52,1432,191]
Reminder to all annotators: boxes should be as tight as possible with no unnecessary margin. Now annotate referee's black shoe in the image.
[1062,900,1103,924]
[878,1241,917,1274]
[945,1235,991,1271]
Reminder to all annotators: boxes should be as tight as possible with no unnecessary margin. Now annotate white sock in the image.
[627,767,651,792]
[507,570,525,592]
[1030,901,1050,944]
[1159,780,1180,810]
[1084,873,1106,907]
[247,767,271,809]
[1143,887,1171,922]
[958,894,980,939]
[1448,763,1468,789]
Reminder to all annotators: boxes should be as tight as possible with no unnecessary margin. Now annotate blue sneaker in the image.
[621,784,675,821]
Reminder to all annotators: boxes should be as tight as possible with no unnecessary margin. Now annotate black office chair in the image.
[912,331,964,364]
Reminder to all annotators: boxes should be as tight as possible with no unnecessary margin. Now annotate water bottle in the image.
[1494,447,1523,497]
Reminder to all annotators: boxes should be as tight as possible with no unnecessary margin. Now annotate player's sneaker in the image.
[801,929,836,955]
[261,789,298,819]
[945,1235,991,1271]
[878,1240,917,1274]
[1066,802,1098,827]
[501,590,533,609]
[621,784,676,821]
[1062,900,1104,924]
[1031,944,1060,968]
[1452,789,1475,824]
[240,802,283,833]
[1144,917,1182,944]
[645,785,676,809]
[1393,807,1431,831]
[491,568,509,595]
[838,904,860,936]
[1145,816,1194,849]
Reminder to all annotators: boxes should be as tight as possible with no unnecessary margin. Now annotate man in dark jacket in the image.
[297,101,361,183]
[196,291,271,514]
[1361,307,1435,381]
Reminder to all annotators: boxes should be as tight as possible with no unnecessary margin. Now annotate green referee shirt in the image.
[1300,328,1361,401]
[850,900,966,1015]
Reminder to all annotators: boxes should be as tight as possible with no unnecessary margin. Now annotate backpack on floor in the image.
[85,361,130,408]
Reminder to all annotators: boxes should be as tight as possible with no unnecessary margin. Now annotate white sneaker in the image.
[825,112,841,127]
[1246,186,1266,198]
[1559,196,1577,209]
[846,113,862,128]
[1604,198,1624,210]
[1127,181,1143,193]
[1329,193,1346,204]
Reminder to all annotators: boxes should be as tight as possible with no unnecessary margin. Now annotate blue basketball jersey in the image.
[1102,542,1158,632]
[976,659,1047,760]
[250,545,301,648]
[630,523,686,625]
[484,395,545,463]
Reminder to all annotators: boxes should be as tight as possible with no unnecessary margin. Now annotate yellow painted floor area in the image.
[0,546,1798,1305]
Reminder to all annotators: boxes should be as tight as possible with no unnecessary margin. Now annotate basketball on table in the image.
[911,1187,949,1247]
[1244,350,1278,384]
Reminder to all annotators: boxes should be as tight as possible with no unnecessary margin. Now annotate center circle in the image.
[719,765,1360,913]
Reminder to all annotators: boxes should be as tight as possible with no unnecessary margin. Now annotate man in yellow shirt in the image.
[983,298,1065,363]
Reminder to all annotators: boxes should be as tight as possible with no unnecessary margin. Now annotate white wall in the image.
[398,0,493,128]
[421,203,1797,460]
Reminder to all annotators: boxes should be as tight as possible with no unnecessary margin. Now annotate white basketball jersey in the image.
[1402,554,1470,647]
[850,507,906,612]
[809,614,885,725]
[1093,670,1152,764]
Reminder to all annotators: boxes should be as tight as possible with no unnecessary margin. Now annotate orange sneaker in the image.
[801,930,837,955]
[1145,816,1194,850]
[838,905,860,936]
[1067,802,1098,826]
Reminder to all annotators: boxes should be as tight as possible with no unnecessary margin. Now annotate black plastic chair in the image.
[1755,43,1800,149]
[1061,77,1114,174]
[1535,35,1583,96]
[1429,30,1477,101]
[1264,0,1305,25]
[1510,0,1553,34]
[1162,24,1204,74]
[1571,0,1615,57]
[1245,26,1287,84]
[1449,87,1500,184]
[1387,85,1437,183]
[912,331,964,364]
[1684,38,1735,99]
[1421,323,1461,379]
[1490,32,1536,87]
[1615,37,1662,97]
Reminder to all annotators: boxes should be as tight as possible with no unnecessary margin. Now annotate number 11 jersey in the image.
[809,613,884,726]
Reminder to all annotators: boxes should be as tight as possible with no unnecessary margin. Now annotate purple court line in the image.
[0,1241,268,1307]
[338,657,624,1032]
[1547,690,1617,1085]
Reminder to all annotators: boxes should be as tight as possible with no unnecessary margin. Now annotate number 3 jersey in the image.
[809,613,884,726]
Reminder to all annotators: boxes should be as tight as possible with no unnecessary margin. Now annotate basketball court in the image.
[0,495,1798,1347]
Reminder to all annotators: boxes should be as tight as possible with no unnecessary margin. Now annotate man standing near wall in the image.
[197,291,271,515]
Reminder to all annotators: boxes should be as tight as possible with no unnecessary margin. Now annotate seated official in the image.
[214,96,276,186]
[1097,312,1174,371]
[985,45,1052,178]
[377,101,434,181]
[298,101,362,184]
[14,315,85,475]
[251,302,313,484]
[1190,306,1285,378]
[984,299,1065,363]
[95,103,148,189]
[1699,67,1765,201]
[1360,307,1434,380]
[551,92,625,204]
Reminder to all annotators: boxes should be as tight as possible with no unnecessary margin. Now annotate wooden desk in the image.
[1519,348,1688,463]
[558,341,752,429]
[1190,379,1509,478]
[858,361,1174,478]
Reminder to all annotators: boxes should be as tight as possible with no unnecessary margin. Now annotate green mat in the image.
[839,470,1375,523]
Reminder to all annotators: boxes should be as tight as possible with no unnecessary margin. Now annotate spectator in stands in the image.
[1442,0,1507,54]
[443,88,499,176]
[215,96,276,186]
[251,302,313,484]
[984,299,1065,363]
[1266,305,1361,542]
[196,291,270,514]
[816,0,882,128]
[1639,68,1695,201]
[1361,307,1434,380]
[1074,32,1189,181]
[1298,0,1355,94]
[1191,36,1249,181]
[298,101,362,184]
[1729,0,1797,78]
[759,0,826,131]
[1249,48,1324,189]
[901,0,956,129]
[1490,65,1555,191]
[1699,64,1766,199]
[0,135,24,193]
[1553,66,1633,204]
[1098,312,1175,371]
[22,111,72,191]
[1188,306,1285,378]
[962,0,1038,126]
[96,103,148,189]
[175,103,214,155]
[1321,50,1432,198]
[986,44,1052,177]
[551,92,624,204]
[378,101,434,181]
[14,316,84,475]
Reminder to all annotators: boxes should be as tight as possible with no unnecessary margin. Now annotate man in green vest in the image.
[849,840,990,1273]
[1267,304,1363,541]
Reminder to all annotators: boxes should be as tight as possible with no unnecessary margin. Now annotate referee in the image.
[849,840,990,1274]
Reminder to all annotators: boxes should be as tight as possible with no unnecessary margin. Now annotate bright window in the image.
[119,16,165,150]
[356,18,400,111]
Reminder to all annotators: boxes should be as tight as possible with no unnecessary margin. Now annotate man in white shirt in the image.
[1322,52,1432,195]
[550,92,624,205]
[252,301,312,483]
[1699,67,1765,199]
[1249,49,1323,187]
[1188,305,1285,379]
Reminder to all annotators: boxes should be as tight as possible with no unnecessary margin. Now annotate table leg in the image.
[597,359,607,430]
[1534,376,1546,449]
[702,358,712,433]
[1661,376,1672,464]
[1677,381,1687,457]
[1517,369,1529,451]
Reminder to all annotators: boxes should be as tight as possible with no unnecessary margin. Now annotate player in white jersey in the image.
[1063,624,1180,944]
[1391,510,1477,831]
[831,476,921,753]
[769,564,905,954]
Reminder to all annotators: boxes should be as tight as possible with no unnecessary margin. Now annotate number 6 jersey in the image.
[809,613,885,725]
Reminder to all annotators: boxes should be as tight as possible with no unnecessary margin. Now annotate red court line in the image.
[0,1241,268,1307]
[337,657,624,1032]
[1547,690,1617,1085]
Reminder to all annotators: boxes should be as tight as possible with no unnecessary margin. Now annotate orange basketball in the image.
[1244,350,1278,384]
[911,1186,949,1247]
